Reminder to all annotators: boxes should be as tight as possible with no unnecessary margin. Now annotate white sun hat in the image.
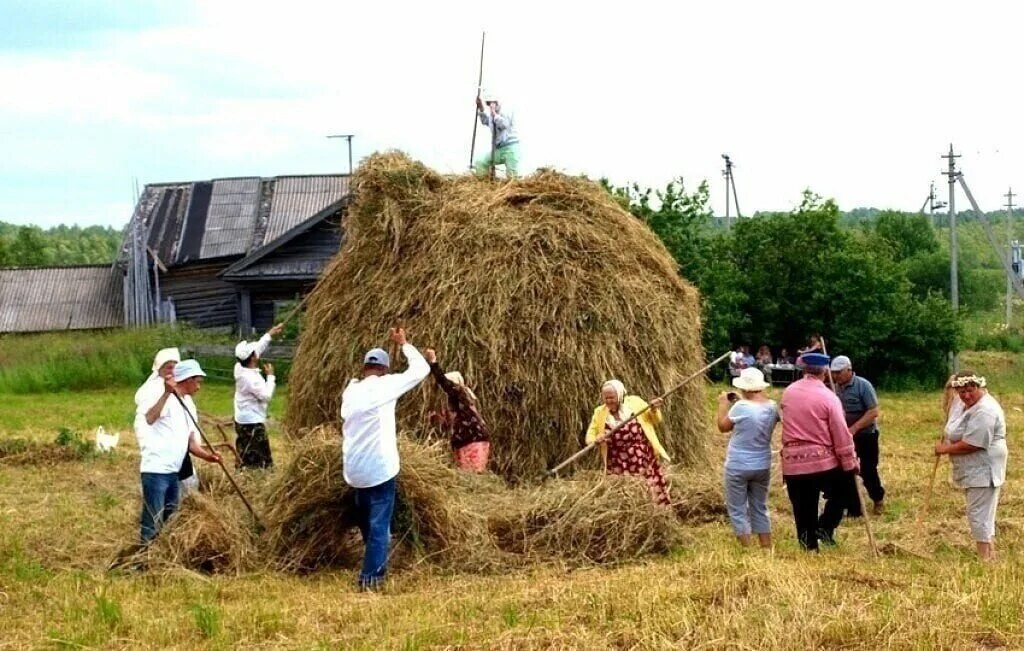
[732,367,770,392]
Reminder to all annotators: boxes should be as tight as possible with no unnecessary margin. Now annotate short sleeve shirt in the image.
[838,375,879,433]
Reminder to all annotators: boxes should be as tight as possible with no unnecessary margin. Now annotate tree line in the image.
[605,180,979,387]
[0,222,123,267]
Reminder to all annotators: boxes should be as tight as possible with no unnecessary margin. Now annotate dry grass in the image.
[286,152,706,480]
[1,352,1023,648]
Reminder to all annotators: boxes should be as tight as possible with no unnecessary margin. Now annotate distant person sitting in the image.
[741,345,755,369]
[754,345,774,382]
[728,345,747,378]
[776,348,795,366]
[798,334,823,357]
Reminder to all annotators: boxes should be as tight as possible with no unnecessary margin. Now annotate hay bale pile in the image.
[140,436,723,574]
[142,491,260,574]
[261,425,490,572]
[286,152,706,480]
[486,474,688,563]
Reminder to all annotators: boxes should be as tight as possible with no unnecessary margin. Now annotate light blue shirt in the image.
[725,399,779,472]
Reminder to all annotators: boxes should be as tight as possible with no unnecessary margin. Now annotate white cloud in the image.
[2,0,1024,227]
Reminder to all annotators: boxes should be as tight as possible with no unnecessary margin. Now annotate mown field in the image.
[1,342,1022,649]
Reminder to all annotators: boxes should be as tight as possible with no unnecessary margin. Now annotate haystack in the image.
[261,425,489,573]
[287,152,707,480]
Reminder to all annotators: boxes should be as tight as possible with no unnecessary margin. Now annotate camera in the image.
[727,392,739,402]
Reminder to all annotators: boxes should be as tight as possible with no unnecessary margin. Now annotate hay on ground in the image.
[140,491,260,574]
[261,424,488,573]
[136,429,722,575]
[286,151,706,480]
[485,473,689,564]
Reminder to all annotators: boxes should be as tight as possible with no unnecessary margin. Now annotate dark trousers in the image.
[353,477,397,588]
[854,429,885,504]
[140,472,179,543]
[235,421,273,468]
[784,468,851,551]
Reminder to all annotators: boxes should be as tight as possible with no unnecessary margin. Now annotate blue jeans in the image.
[140,472,180,543]
[353,477,396,588]
[724,467,771,536]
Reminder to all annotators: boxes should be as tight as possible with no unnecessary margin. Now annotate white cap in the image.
[830,355,852,372]
[235,340,259,362]
[152,347,181,371]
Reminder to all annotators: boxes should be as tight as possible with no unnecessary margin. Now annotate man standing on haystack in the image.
[340,327,430,590]
[233,323,285,469]
[473,89,519,179]
[779,352,860,551]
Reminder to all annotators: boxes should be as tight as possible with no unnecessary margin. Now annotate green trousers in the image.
[474,143,520,178]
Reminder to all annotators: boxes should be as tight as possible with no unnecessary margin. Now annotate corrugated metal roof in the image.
[264,176,349,243]
[0,266,123,333]
[199,178,261,259]
[121,174,350,268]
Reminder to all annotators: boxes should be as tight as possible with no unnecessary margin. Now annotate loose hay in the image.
[261,425,488,573]
[140,428,719,575]
[286,151,706,480]
[485,473,689,564]
[143,491,260,574]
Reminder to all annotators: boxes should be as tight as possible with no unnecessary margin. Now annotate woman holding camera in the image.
[716,367,779,547]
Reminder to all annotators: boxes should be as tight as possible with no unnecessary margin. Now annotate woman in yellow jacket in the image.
[586,379,672,505]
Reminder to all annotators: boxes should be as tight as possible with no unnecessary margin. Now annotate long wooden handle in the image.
[174,394,262,527]
[543,351,732,478]
[469,32,486,168]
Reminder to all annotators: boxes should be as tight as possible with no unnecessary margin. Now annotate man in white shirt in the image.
[233,323,284,468]
[137,359,221,543]
[340,327,430,590]
[135,347,200,495]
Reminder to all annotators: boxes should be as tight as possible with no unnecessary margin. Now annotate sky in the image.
[2,0,1024,228]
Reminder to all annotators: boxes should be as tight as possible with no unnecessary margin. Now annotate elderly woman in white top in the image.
[935,371,1008,561]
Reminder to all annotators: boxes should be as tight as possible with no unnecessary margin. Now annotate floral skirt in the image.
[605,421,671,506]
[454,441,490,473]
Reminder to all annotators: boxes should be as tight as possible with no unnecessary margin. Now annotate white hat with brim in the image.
[172,359,206,382]
[732,367,770,392]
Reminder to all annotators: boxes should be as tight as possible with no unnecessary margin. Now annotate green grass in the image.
[0,346,1022,647]
[0,326,235,394]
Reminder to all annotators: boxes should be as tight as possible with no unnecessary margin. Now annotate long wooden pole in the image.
[173,393,262,528]
[469,32,486,169]
[820,337,878,558]
[279,291,313,328]
[543,351,732,479]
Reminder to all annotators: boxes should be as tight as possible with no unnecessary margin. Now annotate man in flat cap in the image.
[831,355,885,515]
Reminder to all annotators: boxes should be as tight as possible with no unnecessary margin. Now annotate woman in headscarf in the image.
[424,349,490,472]
[934,371,1008,561]
[585,379,671,505]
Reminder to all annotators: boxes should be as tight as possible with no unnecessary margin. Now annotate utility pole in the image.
[721,154,741,228]
[941,144,960,371]
[1006,188,1016,327]
[327,134,355,175]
